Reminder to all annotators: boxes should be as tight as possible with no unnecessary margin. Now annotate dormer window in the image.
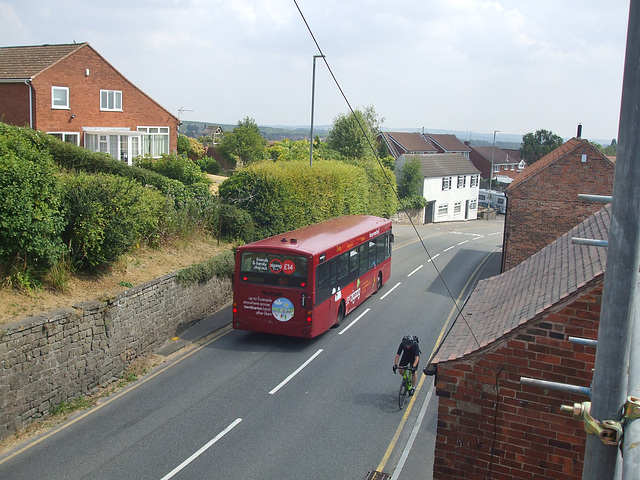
[100,90,122,111]
[52,86,69,109]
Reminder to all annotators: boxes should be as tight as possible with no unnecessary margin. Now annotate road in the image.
[0,217,504,480]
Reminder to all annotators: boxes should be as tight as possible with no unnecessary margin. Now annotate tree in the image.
[177,134,205,160]
[217,117,266,166]
[397,156,428,209]
[326,106,382,160]
[604,138,617,156]
[398,157,423,198]
[520,129,563,165]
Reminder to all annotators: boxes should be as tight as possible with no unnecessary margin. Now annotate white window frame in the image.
[438,204,449,216]
[470,175,479,188]
[52,86,69,109]
[457,175,466,188]
[100,90,123,111]
[137,126,170,158]
[84,129,142,165]
[48,132,79,145]
[469,199,477,210]
[442,176,452,191]
[494,165,500,172]
[454,201,462,214]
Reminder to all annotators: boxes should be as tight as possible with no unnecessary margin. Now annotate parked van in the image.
[478,189,507,214]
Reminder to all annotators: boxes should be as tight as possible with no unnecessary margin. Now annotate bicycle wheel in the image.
[398,377,407,409]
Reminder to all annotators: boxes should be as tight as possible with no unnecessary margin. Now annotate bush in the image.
[61,172,165,269]
[176,250,235,285]
[38,136,194,204]
[0,128,66,285]
[197,157,221,175]
[135,152,209,186]
[219,204,255,242]
[218,159,398,239]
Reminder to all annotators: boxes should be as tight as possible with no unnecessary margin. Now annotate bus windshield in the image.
[239,251,309,288]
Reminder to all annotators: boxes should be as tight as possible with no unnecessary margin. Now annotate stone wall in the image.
[391,208,424,225]
[0,270,232,440]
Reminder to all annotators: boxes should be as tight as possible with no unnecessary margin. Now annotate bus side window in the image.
[359,244,368,275]
[330,259,338,285]
[337,252,349,281]
[317,262,330,290]
[349,248,359,274]
[368,241,376,267]
[376,235,386,263]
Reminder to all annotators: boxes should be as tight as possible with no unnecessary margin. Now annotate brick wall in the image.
[0,83,31,126]
[503,145,614,271]
[28,44,178,152]
[433,284,601,479]
[0,270,232,440]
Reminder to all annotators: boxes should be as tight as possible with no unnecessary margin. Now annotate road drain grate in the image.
[363,471,391,480]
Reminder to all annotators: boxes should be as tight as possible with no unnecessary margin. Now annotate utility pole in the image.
[487,130,499,219]
[309,55,324,167]
[582,2,640,479]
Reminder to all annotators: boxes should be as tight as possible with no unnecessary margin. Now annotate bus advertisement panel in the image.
[232,215,393,338]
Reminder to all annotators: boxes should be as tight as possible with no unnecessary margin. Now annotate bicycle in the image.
[396,364,416,409]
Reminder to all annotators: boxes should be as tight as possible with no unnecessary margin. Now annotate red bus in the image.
[232,215,393,338]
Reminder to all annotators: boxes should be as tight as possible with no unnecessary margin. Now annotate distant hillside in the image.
[179,121,330,142]
[180,121,612,149]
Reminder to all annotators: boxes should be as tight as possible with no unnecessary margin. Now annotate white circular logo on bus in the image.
[272,297,294,322]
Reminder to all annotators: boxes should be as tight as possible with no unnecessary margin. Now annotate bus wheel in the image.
[335,302,345,327]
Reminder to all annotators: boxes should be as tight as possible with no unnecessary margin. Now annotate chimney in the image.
[577,123,582,138]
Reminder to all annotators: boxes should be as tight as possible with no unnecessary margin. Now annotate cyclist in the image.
[393,334,420,395]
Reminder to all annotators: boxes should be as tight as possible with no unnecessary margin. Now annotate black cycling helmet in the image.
[402,334,414,347]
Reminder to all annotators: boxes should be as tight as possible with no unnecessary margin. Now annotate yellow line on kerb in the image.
[0,324,233,466]
[376,247,498,473]
[376,374,427,472]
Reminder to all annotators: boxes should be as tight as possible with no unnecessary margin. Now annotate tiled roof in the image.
[432,204,610,364]
[0,43,87,79]
[382,132,438,158]
[427,133,471,153]
[399,153,480,178]
[502,148,522,163]
[506,138,611,191]
[470,145,515,165]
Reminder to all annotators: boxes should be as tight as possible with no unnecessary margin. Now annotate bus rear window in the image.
[240,252,308,288]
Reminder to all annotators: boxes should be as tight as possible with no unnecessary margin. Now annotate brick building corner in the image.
[431,205,610,479]
[502,138,614,272]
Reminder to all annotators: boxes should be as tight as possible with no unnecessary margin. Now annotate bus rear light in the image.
[242,276,248,281]
[233,307,237,314]
[306,313,312,324]
[300,282,306,287]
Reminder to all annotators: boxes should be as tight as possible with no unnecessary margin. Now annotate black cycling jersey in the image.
[397,342,420,366]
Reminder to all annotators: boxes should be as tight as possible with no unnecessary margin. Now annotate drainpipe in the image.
[25,80,33,128]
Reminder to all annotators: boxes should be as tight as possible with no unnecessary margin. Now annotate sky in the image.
[0,0,630,142]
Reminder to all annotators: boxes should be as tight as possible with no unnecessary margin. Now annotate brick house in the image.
[425,133,472,159]
[379,131,472,161]
[0,43,179,164]
[379,132,438,159]
[469,144,526,183]
[431,205,609,479]
[502,137,615,271]
[395,153,480,223]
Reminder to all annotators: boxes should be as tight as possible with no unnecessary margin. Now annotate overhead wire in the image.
[292,0,482,355]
